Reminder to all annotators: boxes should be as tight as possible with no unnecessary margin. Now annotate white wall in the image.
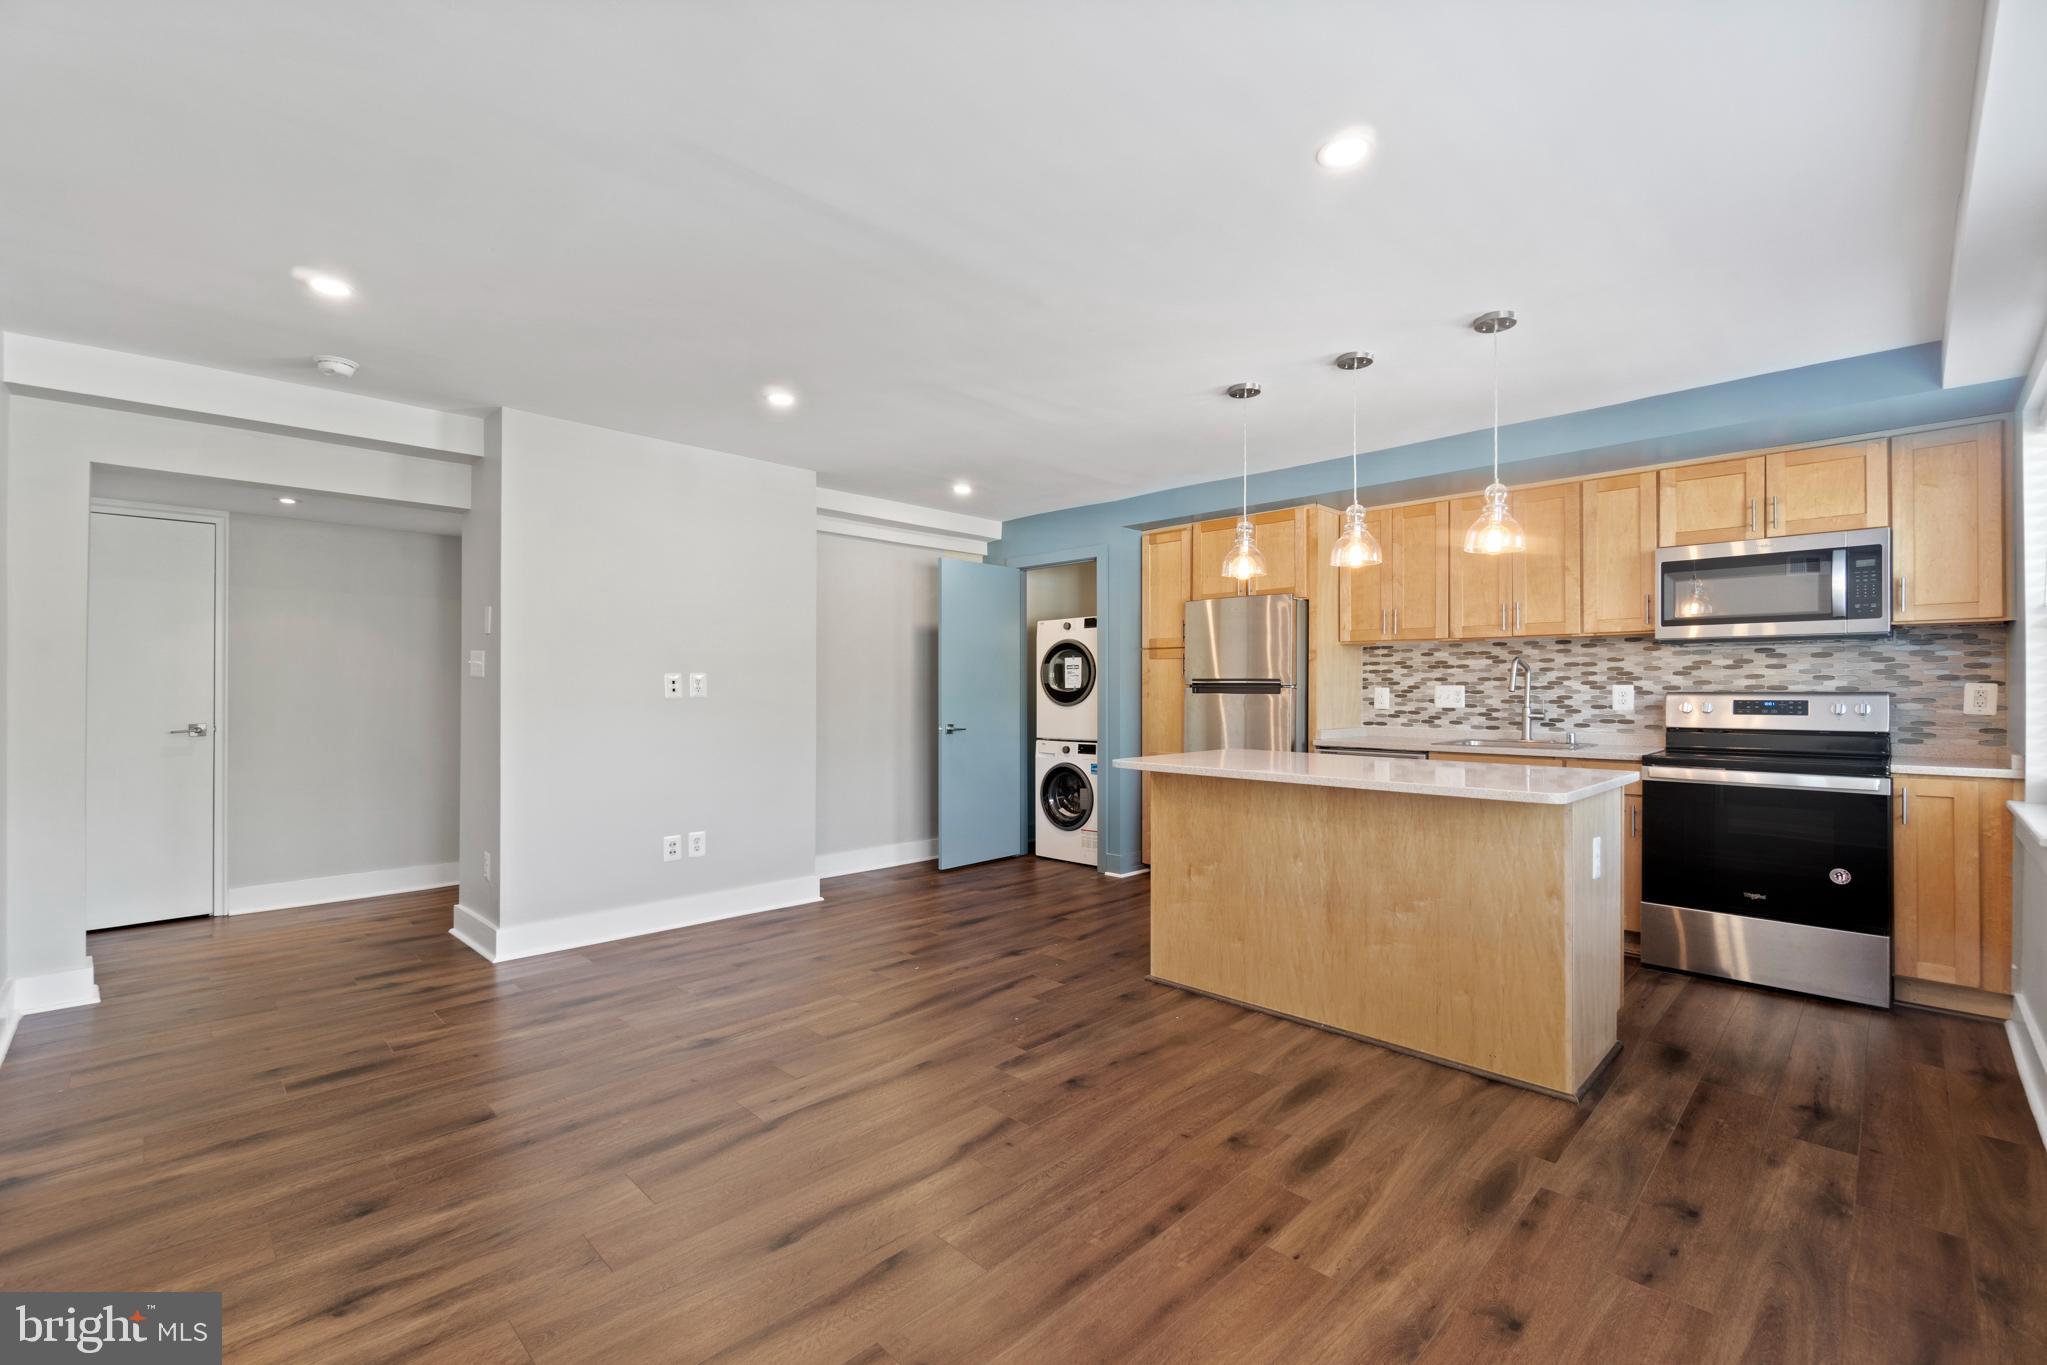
[224,515,460,906]
[457,419,502,929]
[0,376,11,1028]
[465,409,818,958]
[816,534,943,875]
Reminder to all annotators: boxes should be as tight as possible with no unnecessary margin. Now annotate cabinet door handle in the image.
[1898,573,1907,610]
[1380,608,1388,636]
[1392,607,1400,635]
[1499,602,1507,632]
[1770,494,1781,531]
[1900,787,1909,825]
[1747,498,1758,535]
[1514,599,1522,632]
[1630,805,1639,837]
[1644,592,1652,625]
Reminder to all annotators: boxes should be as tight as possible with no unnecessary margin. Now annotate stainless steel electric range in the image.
[1639,691,1893,1008]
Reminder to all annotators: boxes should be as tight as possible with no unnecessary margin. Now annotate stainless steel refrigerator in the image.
[1183,594,1309,752]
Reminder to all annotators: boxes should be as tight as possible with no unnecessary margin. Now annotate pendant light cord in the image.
[1491,328,1501,484]
[1241,415,1250,518]
[1350,375,1360,504]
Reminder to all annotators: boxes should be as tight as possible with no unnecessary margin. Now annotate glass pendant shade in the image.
[1329,502,1383,567]
[1461,482,1526,556]
[1219,518,1267,580]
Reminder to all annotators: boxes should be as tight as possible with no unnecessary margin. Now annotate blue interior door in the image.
[938,559,1024,869]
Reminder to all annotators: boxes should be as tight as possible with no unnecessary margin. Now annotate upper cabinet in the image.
[1384,501,1450,640]
[1764,440,1887,535]
[1658,456,1767,546]
[1336,509,1393,644]
[1447,483,1579,637]
[1142,526,1192,648]
[1892,423,2006,623]
[1190,508,1306,600]
[1581,471,1658,634]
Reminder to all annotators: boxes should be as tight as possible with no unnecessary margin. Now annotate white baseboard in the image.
[227,862,458,914]
[449,875,823,963]
[0,959,101,1071]
[0,979,16,1069]
[1103,865,1150,879]
[449,902,500,960]
[816,838,937,879]
[2009,990,2047,1151]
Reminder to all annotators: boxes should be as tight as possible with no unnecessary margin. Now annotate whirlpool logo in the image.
[3,1295,219,1361]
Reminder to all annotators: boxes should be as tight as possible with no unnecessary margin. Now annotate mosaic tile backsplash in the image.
[1354,626,2010,754]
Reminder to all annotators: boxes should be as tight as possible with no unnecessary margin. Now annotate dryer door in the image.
[1039,640,1097,710]
[1039,762,1095,832]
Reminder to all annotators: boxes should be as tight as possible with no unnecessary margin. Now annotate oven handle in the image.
[1644,765,1891,796]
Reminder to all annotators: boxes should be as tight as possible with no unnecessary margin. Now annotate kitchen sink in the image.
[1437,737,1585,751]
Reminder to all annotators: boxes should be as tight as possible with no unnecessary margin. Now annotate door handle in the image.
[1747,498,1757,535]
[1392,607,1400,635]
[1630,805,1640,837]
[1900,787,1909,825]
[169,722,210,737]
[1379,608,1387,636]
[1898,573,1907,609]
[1499,602,1506,633]
[1644,593,1652,625]
[1770,495,1781,531]
[1514,599,1522,633]
[940,723,966,735]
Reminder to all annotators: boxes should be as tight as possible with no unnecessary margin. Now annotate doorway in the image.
[85,505,225,929]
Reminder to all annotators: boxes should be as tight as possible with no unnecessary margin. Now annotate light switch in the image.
[1963,683,1998,716]
[689,672,708,698]
[468,650,487,678]
[1433,684,1465,709]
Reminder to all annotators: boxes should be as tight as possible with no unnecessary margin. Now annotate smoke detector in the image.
[313,355,358,379]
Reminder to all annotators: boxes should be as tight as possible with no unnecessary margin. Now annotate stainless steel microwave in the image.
[1654,528,1890,641]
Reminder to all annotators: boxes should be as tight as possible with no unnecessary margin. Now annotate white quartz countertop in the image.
[1891,753,2024,779]
[1116,749,1637,805]
[1313,727,1661,762]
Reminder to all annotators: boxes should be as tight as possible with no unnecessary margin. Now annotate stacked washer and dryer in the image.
[1033,617,1099,866]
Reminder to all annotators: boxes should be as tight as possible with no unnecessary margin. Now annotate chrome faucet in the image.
[1507,655,1539,741]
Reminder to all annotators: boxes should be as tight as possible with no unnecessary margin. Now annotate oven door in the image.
[1642,770,1892,936]
[1654,529,1888,641]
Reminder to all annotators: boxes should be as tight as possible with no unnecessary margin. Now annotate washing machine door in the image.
[1040,640,1097,710]
[1039,762,1095,832]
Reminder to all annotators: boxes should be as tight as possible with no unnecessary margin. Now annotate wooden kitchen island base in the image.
[1127,751,1632,1098]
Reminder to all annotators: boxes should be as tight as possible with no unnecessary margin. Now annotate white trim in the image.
[1102,865,1151,879]
[2010,992,2047,1151]
[0,980,17,1069]
[4,333,484,458]
[449,876,822,963]
[815,487,1001,541]
[816,838,937,879]
[89,501,230,921]
[9,962,101,1016]
[227,862,459,914]
[816,513,987,557]
[449,903,500,960]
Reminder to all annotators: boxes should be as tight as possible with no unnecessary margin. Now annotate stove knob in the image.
[1832,702,1849,715]
[1678,702,1694,714]
[1701,702,1715,714]
[1855,703,1871,716]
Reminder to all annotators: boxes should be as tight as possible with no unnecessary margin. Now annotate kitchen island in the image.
[1116,748,1635,1098]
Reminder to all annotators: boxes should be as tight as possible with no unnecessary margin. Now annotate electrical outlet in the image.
[483,850,492,883]
[662,834,683,862]
[1433,684,1465,709]
[1372,687,1392,710]
[689,672,708,699]
[663,673,683,699]
[1963,682,1998,716]
[1611,684,1635,714]
[688,831,707,858]
[1591,836,1603,881]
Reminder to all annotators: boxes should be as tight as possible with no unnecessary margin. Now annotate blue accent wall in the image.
[989,343,2023,875]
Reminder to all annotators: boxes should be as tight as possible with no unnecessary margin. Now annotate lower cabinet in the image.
[1894,775,2020,995]
[1140,648,1184,865]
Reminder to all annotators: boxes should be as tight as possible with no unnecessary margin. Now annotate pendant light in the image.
[1462,309,1526,556]
[1676,570,1714,619]
[1328,351,1384,568]
[1219,382,1267,581]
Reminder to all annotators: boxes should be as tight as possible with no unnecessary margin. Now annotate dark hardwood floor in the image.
[2,858,2043,1363]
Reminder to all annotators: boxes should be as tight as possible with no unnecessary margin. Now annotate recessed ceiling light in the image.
[1315,128,1375,171]
[763,387,797,410]
[275,496,298,505]
[290,266,354,299]
[952,481,973,497]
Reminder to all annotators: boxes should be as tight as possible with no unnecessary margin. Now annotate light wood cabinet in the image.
[1764,440,1887,535]
[1891,423,2006,623]
[1141,527,1192,648]
[1336,509,1393,644]
[1581,472,1658,634]
[1190,509,1306,600]
[1659,456,1767,546]
[1447,483,1579,637]
[1894,775,2019,992]
[1139,648,1186,865]
[1385,502,1449,640]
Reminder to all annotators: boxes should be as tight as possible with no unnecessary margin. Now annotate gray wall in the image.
[492,409,818,936]
[458,420,502,922]
[226,515,460,890]
[816,534,941,862]
[0,377,10,992]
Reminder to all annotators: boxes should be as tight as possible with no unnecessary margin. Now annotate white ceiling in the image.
[0,1,1989,520]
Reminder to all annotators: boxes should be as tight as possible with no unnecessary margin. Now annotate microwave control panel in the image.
[1846,550,1885,618]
